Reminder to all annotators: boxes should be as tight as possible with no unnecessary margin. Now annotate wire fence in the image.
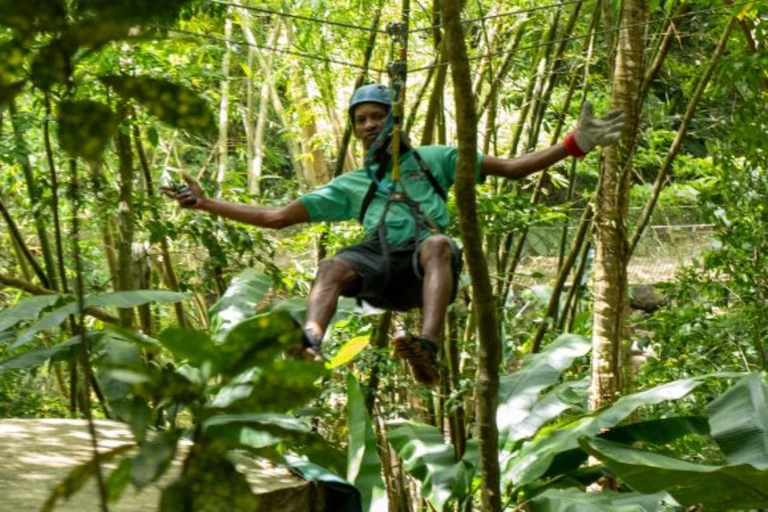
[517,206,713,284]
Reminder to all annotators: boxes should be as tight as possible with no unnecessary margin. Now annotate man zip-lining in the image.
[162,83,624,385]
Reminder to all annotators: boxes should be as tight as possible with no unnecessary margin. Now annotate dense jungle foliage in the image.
[1,0,768,510]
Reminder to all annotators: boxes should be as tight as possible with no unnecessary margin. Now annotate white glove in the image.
[564,102,626,157]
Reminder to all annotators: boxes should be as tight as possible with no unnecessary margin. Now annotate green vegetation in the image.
[1,0,767,510]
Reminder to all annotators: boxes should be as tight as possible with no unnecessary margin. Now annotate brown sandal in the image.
[392,330,440,385]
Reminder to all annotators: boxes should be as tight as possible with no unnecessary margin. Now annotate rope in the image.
[169,28,387,73]
[207,0,386,34]
[408,3,745,73]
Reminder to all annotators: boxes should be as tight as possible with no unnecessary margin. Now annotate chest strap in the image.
[358,150,447,224]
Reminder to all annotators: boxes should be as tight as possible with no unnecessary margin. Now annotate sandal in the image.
[392,330,440,385]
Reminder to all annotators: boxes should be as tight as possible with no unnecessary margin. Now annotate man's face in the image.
[353,103,388,150]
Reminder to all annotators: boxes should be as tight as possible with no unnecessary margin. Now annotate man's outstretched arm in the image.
[480,102,625,180]
[160,173,310,229]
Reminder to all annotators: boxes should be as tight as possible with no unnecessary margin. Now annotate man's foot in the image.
[287,328,324,363]
[392,330,440,386]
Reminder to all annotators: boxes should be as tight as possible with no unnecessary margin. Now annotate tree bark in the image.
[443,2,501,511]
[217,7,232,187]
[116,103,137,329]
[589,0,646,411]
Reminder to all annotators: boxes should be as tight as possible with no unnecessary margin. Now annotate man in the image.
[163,83,624,385]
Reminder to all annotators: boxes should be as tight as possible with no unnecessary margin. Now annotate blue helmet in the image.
[348,83,392,118]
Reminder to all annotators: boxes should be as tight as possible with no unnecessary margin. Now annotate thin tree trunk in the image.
[133,124,188,328]
[217,8,232,187]
[530,206,594,351]
[0,194,49,286]
[116,103,137,328]
[443,2,501,511]
[629,16,737,255]
[44,93,70,296]
[589,0,646,411]
[9,100,57,289]
[332,2,383,177]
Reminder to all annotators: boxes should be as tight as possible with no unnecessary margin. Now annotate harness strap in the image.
[358,149,446,224]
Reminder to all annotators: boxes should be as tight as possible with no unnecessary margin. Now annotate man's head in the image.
[349,84,391,150]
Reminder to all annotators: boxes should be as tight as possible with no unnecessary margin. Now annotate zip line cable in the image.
[207,0,387,33]
[175,2,745,75]
[169,28,387,72]
[409,0,587,33]
[408,3,744,72]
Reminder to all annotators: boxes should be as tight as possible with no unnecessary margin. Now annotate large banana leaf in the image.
[508,379,589,444]
[10,290,186,350]
[208,269,272,341]
[529,488,677,512]
[0,336,80,374]
[581,437,768,510]
[706,371,768,468]
[498,333,590,446]
[386,420,477,510]
[216,310,306,377]
[504,373,741,488]
[346,372,387,512]
[0,294,61,331]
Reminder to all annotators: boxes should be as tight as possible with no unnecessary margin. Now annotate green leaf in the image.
[58,100,118,161]
[42,444,135,512]
[109,397,153,443]
[581,437,768,510]
[505,373,742,489]
[327,335,371,369]
[158,328,218,367]
[512,379,589,442]
[10,300,79,350]
[0,336,80,374]
[0,0,66,33]
[76,0,192,25]
[0,294,63,331]
[210,360,326,413]
[131,431,179,488]
[346,372,387,512]
[539,416,711,481]
[529,488,677,512]
[30,40,70,89]
[498,333,591,445]
[386,420,476,510]
[707,372,768,468]
[86,290,187,309]
[209,269,272,341]
[106,458,133,503]
[100,75,216,139]
[216,310,305,377]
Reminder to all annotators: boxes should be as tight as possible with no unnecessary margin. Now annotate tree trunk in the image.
[589,0,646,411]
[116,104,137,328]
[9,100,56,289]
[443,2,501,511]
[217,7,232,187]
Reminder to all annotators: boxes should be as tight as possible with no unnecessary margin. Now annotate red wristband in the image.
[563,132,587,158]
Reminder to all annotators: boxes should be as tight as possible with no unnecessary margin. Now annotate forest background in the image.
[1,0,768,511]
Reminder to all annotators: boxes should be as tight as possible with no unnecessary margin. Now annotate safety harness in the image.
[356,16,449,285]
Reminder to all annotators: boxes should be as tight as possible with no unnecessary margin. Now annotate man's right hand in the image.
[160,173,206,209]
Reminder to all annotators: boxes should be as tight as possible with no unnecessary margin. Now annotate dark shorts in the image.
[334,235,463,312]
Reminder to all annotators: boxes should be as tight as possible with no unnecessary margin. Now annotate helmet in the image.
[348,83,392,118]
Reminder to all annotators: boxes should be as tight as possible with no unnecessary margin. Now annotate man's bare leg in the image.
[393,235,454,384]
[301,257,361,357]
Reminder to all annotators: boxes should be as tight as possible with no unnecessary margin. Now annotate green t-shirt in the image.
[298,145,485,245]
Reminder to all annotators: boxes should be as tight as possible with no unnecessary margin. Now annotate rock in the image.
[0,418,323,512]
[630,284,665,313]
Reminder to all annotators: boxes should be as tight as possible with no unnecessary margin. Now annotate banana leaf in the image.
[346,372,387,511]
[529,488,678,512]
[208,269,272,341]
[504,373,742,489]
[706,371,768,468]
[498,333,590,446]
[581,437,768,510]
